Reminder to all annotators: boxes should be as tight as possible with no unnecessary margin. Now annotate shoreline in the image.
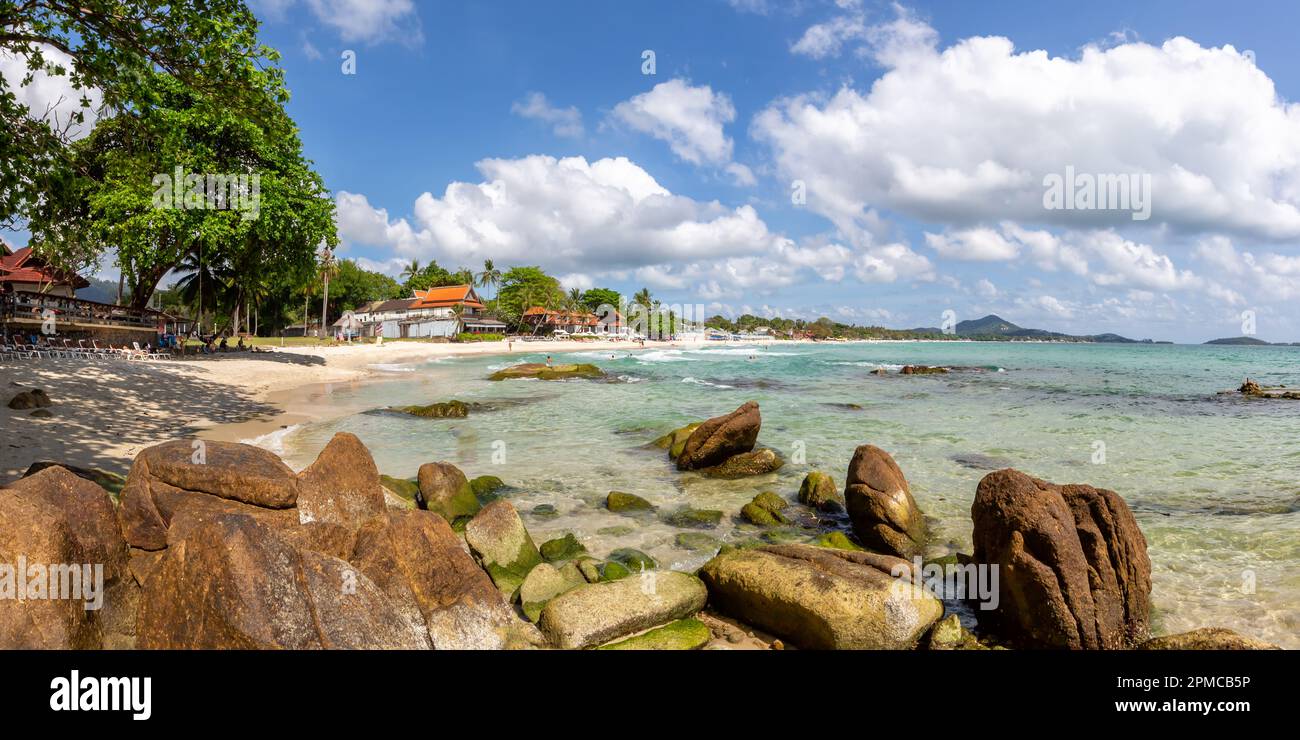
[0,337,750,481]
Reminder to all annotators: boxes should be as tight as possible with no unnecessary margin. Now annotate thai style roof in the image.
[0,245,91,289]
[410,284,484,310]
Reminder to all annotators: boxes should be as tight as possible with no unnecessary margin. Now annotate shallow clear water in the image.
[269,341,1300,647]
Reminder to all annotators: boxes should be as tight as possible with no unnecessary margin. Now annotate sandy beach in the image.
[0,337,728,482]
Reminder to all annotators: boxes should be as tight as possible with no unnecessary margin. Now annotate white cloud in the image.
[924,227,1019,261]
[612,79,753,185]
[975,278,999,299]
[302,0,422,45]
[755,6,1300,242]
[511,92,584,138]
[0,47,102,141]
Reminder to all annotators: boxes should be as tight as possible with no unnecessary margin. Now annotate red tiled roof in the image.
[410,284,484,309]
[0,246,90,289]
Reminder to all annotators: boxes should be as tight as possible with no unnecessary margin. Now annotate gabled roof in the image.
[410,284,483,310]
[367,297,417,313]
[0,246,90,289]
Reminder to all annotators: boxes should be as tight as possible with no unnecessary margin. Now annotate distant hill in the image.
[1205,336,1278,346]
[905,314,1143,343]
[77,278,119,304]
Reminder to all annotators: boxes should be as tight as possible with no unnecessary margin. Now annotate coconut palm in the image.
[400,259,422,285]
[318,245,339,339]
[477,259,502,299]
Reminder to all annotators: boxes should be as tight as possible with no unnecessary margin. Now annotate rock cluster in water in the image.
[0,400,1277,651]
[489,363,605,381]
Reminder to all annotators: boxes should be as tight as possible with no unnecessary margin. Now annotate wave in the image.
[635,350,692,363]
[241,424,301,456]
[368,363,417,373]
[687,346,799,357]
[681,376,735,389]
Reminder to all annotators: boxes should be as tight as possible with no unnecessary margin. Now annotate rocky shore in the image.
[0,398,1278,650]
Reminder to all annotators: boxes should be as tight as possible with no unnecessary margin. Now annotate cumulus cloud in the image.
[511,92,584,138]
[262,0,422,45]
[612,79,753,185]
[0,47,102,140]
[755,6,1300,243]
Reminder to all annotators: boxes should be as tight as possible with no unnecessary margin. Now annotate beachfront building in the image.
[352,285,506,339]
[1,240,165,345]
[522,306,628,337]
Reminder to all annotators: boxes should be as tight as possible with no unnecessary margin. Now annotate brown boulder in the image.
[295,432,387,532]
[1138,627,1278,650]
[351,510,536,649]
[971,469,1151,649]
[844,445,927,558]
[0,492,101,648]
[3,467,136,648]
[416,461,481,524]
[676,401,761,471]
[137,513,429,649]
[130,439,299,509]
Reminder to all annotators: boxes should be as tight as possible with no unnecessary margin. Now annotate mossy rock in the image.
[379,474,420,504]
[752,491,788,513]
[598,561,631,582]
[924,614,989,650]
[674,532,720,552]
[464,502,545,601]
[607,548,657,573]
[519,562,584,622]
[661,507,724,530]
[489,363,605,381]
[598,618,712,650]
[652,423,702,460]
[531,504,560,520]
[597,525,635,537]
[741,502,787,527]
[540,533,587,563]
[391,400,469,418]
[607,491,654,513]
[576,557,603,583]
[469,475,506,499]
[813,531,864,551]
[797,471,844,512]
[699,448,784,479]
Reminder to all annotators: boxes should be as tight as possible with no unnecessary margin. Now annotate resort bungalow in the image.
[522,306,628,338]
[353,285,505,339]
[1,241,164,345]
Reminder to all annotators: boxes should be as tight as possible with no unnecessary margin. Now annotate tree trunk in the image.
[320,275,330,340]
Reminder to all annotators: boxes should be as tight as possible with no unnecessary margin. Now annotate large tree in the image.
[26,71,336,310]
[2,0,282,234]
[495,266,563,321]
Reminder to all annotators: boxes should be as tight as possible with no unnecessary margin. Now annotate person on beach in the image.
[546,355,553,367]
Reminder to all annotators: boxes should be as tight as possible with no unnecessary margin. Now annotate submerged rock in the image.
[698,544,942,650]
[700,448,784,478]
[538,571,708,649]
[798,471,843,512]
[607,548,657,572]
[598,618,712,650]
[675,532,721,551]
[390,400,470,418]
[1137,627,1278,650]
[469,475,506,499]
[741,491,790,526]
[464,501,544,600]
[417,461,480,525]
[606,490,654,513]
[661,507,724,530]
[900,365,948,375]
[971,468,1151,649]
[489,363,605,381]
[844,445,927,559]
[676,401,761,471]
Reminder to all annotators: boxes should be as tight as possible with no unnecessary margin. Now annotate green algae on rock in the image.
[661,507,724,530]
[469,475,506,499]
[798,471,843,512]
[674,532,720,551]
[813,531,864,551]
[489,363,605,381]
[606,491,654,513]
[417,461,480,526]
[464,501,544,600]
[538,570,709,649]
[390,400,470,418]
[699,448,784,479]
[598,618,711,650]
[539,533,587,562]
[607,547,656,572]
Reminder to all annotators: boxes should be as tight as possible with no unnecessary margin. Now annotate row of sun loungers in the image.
[0,338,168,361]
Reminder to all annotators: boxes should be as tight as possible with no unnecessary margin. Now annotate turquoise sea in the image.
[264,341,1300,647]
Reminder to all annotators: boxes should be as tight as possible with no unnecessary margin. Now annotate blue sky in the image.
[11,0,1300,342]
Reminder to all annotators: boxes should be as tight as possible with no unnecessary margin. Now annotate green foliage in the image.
[456,333,505,342]
[579,287,621,313]
[330,259,403,312]
[496,266,564,325]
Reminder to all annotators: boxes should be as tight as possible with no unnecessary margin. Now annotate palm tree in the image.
[400,259,422,285]
[477,259,502,299]
[451,303,466,335]
[633,287,652,309]
[318,245,339,339]
[567,287,582,312]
